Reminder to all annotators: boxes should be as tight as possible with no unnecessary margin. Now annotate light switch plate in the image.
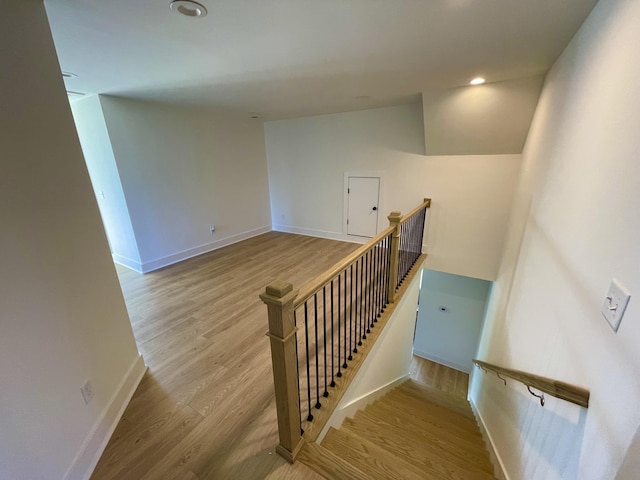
[601,279,631,332]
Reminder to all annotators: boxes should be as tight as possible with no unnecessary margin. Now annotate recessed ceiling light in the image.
[169,0,207,18]
[62,71,77,78]
[470,77,486,85]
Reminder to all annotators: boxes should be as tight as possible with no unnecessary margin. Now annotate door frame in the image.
[343,171,386,241]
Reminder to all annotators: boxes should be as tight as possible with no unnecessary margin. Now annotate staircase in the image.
[298,379,495,479]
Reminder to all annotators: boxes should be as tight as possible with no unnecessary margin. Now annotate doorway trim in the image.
[343,171,386,241]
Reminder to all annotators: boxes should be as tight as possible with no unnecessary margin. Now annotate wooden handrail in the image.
[399,198,431,225]
[473,359,590,408]
[295,198,431,308]
[294,225,395,308]
[262,199,432,463]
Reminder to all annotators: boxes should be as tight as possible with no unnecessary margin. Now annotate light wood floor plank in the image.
[91,232,359,480]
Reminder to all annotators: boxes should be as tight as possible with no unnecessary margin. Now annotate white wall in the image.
[470,0,640,478]
[265,104,521,281]
[98,96,272,272]
[71,96,141,269]
[414,270,490,373]
[0,2,144,479]
[422,76,544,155]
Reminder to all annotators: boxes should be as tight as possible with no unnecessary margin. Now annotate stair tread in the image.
[297,441,371,480]
[354,410,493,472]
[364,399,487,455]
[381,391,481,436]
[322,427,439,480]
[343,414,493,478]
[321,427,426,480]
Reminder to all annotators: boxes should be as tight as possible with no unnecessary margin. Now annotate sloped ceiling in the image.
[423,76,545,155]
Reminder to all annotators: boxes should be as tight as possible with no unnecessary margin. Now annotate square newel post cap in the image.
[388,211,402,225]
[260,281,298,306]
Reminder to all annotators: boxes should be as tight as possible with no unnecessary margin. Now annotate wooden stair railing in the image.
[473,359,590,408]
[261,199,431,462]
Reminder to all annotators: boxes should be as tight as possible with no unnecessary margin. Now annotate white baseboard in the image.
[469,398,509,480]
[412,349,471,374]
[273,225,429,254]
[64,355,147,480]
[272,224,368,245]
[316,374,410,443]
[112,253,143,273]
[139,225,271,273]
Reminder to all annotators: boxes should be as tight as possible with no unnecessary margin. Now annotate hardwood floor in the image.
[91,232,359,480]
[409,356,470,401]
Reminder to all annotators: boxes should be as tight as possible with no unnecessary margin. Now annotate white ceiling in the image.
[45,0,598,120]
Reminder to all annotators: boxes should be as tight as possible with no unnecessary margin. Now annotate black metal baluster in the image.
[412,214,418,265]
[360,254,366,341]
[330,280,335,387]
[303,302,313,421]
[349,264,353,360]
[322,286,328,397]
[400,222,406,286]
[407,216,412,268]
[386,234,392,302]
[365,249,371,334]
[418,208,426,258]
[415,213,421,262]
[416,213,421,261]
[376,239,382,319]
[372,244,377,321]
[337,274,342,378]
[354,257,360,353]
[313,293,321,409]
[397,224,402,288]
[398,222,407,283]
[372,243,378,322]
[405,221,410,278]
[369,248,375,329]
[382,235,389,307]
[408,217,412,266]
[379,240,384,308]
[342,269,348,369]
[293,310,303,433]
[380,241,385,311]
[410,215,416,265]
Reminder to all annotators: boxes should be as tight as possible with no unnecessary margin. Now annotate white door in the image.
[347,176,380,238]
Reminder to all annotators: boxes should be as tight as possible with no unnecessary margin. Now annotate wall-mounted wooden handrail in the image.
[473,359,590,408]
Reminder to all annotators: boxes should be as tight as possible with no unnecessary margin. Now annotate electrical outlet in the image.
[209,225,215,234]
[80,380,94,405]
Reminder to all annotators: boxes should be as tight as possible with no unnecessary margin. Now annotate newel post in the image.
[260,281,303,463]
[387,211,402,303]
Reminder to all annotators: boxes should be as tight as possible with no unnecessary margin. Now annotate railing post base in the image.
[276,439,305,464]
